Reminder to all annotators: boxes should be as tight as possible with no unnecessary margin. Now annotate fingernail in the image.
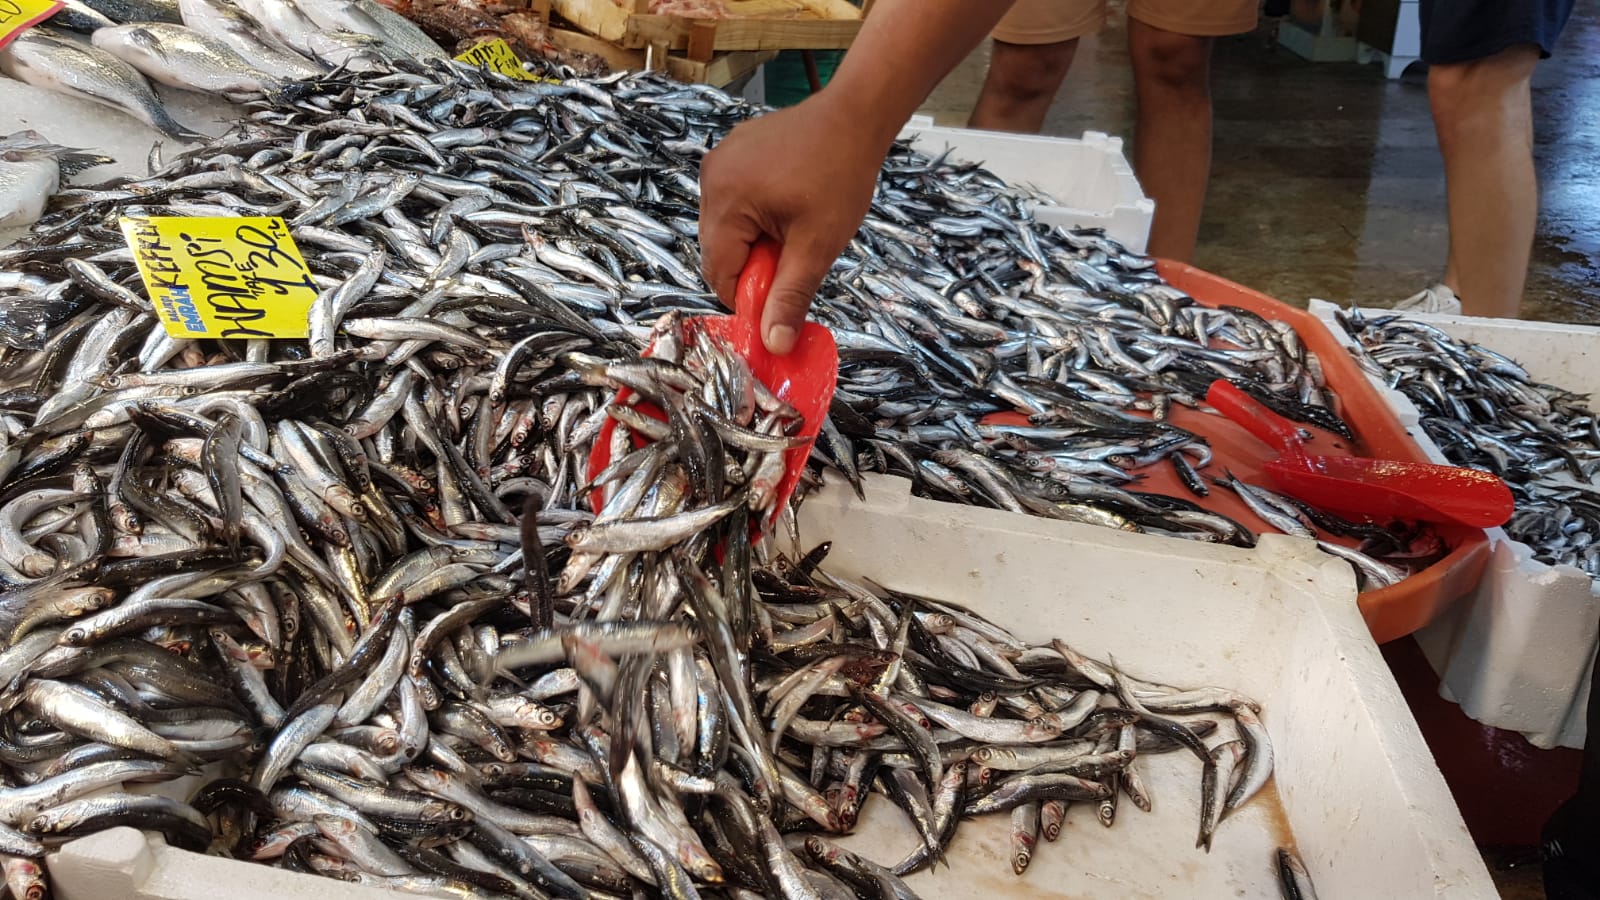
[766,323,797,355]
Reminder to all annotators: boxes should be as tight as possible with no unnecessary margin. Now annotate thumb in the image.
[761,239,828,356]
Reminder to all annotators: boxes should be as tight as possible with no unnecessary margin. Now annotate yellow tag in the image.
[0,0,64,50]
[455,39,558,83]
[120,216,319,340]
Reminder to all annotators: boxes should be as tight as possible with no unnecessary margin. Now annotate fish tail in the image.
[269,79,322,105]
[152,112,206,143]
[56,152,115,176]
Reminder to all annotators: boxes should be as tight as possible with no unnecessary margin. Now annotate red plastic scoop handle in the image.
[1207,379,1515,528]
[1205,381,1306,456]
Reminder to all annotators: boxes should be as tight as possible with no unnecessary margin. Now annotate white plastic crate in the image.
[1308,299,1600,749]
[48,474,1494,900]
[899,116,1155,255]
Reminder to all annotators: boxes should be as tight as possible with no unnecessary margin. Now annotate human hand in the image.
[699,96,887,355]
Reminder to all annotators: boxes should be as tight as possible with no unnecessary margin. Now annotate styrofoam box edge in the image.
[798,474,1493,898]
[48,473,1496,899]
[1307,299,1599,749]
[899,115,1155,255]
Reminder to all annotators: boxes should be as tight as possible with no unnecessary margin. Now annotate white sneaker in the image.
[1394,283,1462,315]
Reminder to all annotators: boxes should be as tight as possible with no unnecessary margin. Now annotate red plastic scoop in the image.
[586,237,838,537]
[1205,380,1513,528]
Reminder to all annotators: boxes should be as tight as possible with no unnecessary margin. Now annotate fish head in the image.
[22,812,59,835]
[311,813,356,839]
[402,766,447,793]
[803,836,837,864]
[123,27,167,58]
[59,588,115,616]
[677,847,724,885]
[421,800,471,824]
[416,822,471,848]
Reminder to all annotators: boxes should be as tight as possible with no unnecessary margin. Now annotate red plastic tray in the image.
[1153,262,1488,643]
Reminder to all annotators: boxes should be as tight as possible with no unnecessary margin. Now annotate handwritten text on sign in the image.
[120,216,319,339]
[454,39,557,83]
[0,0,65,50]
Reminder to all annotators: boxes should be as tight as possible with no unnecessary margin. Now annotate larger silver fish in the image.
[47,0,118,32]
[91,23,285,97]
[290,0,446,61]
[176,0,326,79]
[78,0,182,23]
[0,31,198,139]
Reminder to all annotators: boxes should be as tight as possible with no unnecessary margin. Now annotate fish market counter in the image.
[1311,300,1600,750]
[44,475,1497,899]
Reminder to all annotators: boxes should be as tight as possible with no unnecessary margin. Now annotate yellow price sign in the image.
[120,216,320,340]
[0,0,64,50]
[455,38,559,83]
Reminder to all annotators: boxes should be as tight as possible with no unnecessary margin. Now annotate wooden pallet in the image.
[549,0,861,59]
[549,26,776,86]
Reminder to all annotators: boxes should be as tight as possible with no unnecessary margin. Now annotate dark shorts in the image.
[1419,0,1576,64]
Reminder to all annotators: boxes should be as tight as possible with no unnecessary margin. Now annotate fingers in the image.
[761,239,830,356]
[697,150,760,308]
[700,215,756,310]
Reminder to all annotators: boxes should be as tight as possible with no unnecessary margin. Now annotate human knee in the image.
[989,42,1075,101]
[1428,48,1538,120]
[1132,28,1210,94]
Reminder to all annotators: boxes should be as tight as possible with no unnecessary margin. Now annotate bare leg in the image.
[968,38,1079,134]
[1128,18,1214,262]
[1428,45,1540,318]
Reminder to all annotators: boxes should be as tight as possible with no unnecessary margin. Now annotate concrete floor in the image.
[919,3,1600,324]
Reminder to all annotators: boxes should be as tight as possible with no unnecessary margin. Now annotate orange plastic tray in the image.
[1152,261,1489,643]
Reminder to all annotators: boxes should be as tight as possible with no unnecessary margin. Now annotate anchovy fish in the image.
[1338,308,1600,578]
[0,50,1292,896]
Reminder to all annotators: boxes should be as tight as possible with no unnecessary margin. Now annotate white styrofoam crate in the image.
[0,76,236,244]
[900,116,1155,255]
[1309,299,1600,749]
[49,474,1494,899]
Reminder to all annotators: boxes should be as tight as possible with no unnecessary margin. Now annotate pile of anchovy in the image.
[0,18,1434,590]
[0,48,1345,896]
[1338,309,1600,577]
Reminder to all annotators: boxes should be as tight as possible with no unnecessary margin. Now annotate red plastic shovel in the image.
[1205,380,1514,528]
[586,237,838,537]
